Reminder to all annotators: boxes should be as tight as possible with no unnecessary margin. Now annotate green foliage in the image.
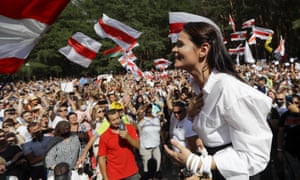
[3,0,299,80]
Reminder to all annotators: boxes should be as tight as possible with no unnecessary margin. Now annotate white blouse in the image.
[192,70,273,179]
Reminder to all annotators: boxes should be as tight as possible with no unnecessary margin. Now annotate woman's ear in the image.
[198,42,210,59]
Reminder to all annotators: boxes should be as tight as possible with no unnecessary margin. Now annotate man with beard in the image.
[22,122,52,180]
[0,129,28,179]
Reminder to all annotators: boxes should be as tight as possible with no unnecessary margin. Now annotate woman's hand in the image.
[164,139,192,166]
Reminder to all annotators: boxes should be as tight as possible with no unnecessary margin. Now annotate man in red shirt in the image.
[98,109,140,180]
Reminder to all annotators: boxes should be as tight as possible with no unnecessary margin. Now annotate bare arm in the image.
[99,156,108,180]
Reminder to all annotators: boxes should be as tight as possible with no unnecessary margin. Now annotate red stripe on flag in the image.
[68,37,97,60]
[0,58,25,74]
[169,23,184,34]
[254,30,272,37]
[102,46,122,55]
[0,0,70,25]
[99,19,137,45]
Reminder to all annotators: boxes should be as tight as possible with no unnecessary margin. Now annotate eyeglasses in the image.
[173,110,183,114]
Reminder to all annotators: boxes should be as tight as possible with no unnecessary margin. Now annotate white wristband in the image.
[191,156,200,173]
[186,153,194,170]
[201,155,212,178]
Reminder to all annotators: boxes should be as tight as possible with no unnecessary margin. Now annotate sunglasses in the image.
[98,110,105,113]
[173,110,183,114]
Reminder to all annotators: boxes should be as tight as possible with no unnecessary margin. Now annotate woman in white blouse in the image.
[164,16,273,180]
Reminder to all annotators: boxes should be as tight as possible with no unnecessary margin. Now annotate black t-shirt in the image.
[279,111,300,157]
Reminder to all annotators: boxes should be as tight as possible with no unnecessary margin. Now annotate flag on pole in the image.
[248,33,256,45]
[59,32,101,68]
[253,26,274,40]
[0,0,70,74]
[94,14,142,51]
[242,19,255,29]
[274,35,285,56]
[154,58,172,70]
[230,31,247,41]
[168,12,222,43]
[244,41,255,64]
[228,14,236,32]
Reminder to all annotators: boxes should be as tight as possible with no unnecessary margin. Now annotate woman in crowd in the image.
[45,121,86,180]
[164,16,273,180]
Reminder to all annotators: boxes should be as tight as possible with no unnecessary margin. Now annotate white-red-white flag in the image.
[242,19,255,29]
[230,31,247,41]
[253,26,274,40]
[59,32,101,68]
[168,12,222,43]
[274,35,285,56]
[0,0,70,74]
[228,14,236,32]
[154,58,172,70]
[248,33,256,45]
[244,41,255,64]
[94,14,142,51]
[228,44,244,55]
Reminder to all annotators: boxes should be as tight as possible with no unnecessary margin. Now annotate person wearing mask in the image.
[164,14,272,180]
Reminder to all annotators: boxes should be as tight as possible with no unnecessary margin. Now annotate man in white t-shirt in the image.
[169,101,198,152]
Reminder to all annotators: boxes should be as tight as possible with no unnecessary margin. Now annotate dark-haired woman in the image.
[45,121,87,180]
[164,16,273,180]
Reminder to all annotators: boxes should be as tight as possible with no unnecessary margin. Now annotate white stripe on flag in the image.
[0,15,47,59]
[59,47,93,68]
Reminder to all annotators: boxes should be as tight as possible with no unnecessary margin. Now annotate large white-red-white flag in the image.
[168,12,222,43]
[59,32,102,68]
[94,14,142,51]
[253,26,274,40]
[154,58,172,70]
[242,19,255,29]
[230,31,247,41]
[0,0,70,74]
[274,35,285,56]
[228,14,236,32]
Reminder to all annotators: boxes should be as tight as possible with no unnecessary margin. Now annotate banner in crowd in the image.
[244,41,255,64]
[253,26,274,40]
[94,14,142,51]
[228,14,236,32]
[154,58,172,70]
[59,32,102,68]
[0,0,70,74]
[242,19,255,29]
[230,31,247,41]
[274,35,285,56]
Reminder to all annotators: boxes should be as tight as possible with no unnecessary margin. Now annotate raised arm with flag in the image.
[0,0,70,74]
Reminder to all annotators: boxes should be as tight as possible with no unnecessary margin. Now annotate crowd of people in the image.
[0,16,299,180]
[0,58,298,180]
